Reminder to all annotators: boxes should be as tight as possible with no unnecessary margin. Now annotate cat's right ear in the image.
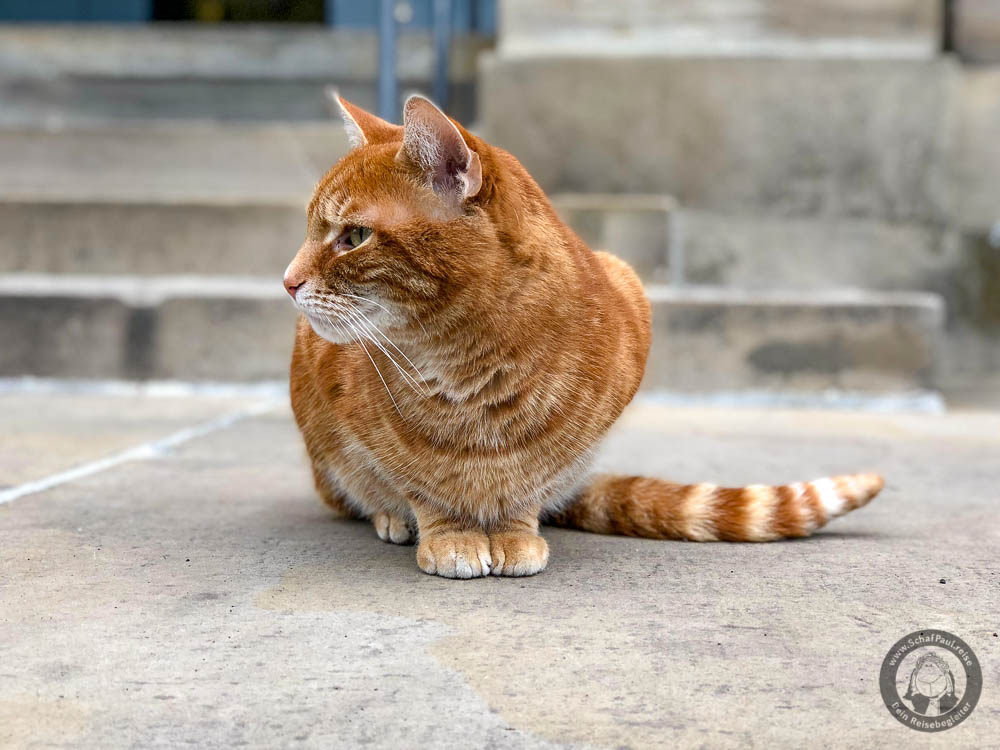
[326,88,401,149]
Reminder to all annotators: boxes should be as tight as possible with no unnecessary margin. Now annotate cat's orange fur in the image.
[283,93,884,578]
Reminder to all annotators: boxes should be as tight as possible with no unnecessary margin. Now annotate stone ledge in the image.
[0,25,491,80]
[0,274,945,396]
[551,194,677,283]
[643,285,944,393]
[1,193,677,283]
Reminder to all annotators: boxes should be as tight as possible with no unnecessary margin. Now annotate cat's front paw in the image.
[488,530,549,577]
[373,512,415,545]
[416,529,492,578]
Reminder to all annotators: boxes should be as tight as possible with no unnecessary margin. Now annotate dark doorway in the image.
[153,0,324,22]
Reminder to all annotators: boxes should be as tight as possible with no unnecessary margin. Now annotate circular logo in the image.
[880,630,982,732]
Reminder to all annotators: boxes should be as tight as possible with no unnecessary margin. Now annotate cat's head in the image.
[283,93,517,345]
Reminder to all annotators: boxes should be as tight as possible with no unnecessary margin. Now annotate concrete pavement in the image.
[1,392,998,749]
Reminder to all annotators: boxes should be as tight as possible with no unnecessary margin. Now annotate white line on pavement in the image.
[0,400,281,506]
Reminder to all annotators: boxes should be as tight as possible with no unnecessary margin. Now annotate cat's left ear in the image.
[326,88,401,149]
[398,95,482,202]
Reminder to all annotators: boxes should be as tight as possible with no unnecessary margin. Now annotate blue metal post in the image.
[377,0,399,122]
[432,0,452,110]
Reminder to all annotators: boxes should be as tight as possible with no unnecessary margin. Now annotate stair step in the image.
[0,185,677,282]
[0,274,944,395]
[0,124,345,205]
[644,285,943,394]
[679,210,949,290]
[551,194,676,283]
[0,199,306,277]
[499,0,941,52]
[0,26,488,125]
[0,275,292,382]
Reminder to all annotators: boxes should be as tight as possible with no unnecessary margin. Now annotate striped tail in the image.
[548,473,884,542]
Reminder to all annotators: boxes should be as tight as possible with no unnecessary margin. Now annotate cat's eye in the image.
[330,226,373,254]
[347,226,373,248]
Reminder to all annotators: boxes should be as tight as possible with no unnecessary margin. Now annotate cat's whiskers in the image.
[343,307,429,390]
[341,309,429,398]
[338,316,405,419]
[338,292,430,337]
[336,292,393,317]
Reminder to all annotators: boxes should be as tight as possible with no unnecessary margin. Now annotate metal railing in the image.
[377,0,453,121]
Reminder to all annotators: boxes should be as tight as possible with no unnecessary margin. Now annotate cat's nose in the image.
[284,274,303,299]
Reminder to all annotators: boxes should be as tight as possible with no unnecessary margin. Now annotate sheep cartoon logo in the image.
[880,630,982,732]
[902,651,961,715]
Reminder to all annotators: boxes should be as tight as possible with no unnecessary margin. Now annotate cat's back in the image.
[593,249,650,337]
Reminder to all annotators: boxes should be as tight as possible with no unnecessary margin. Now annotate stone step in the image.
[551,194,677,283]
[498,0,941,51]
[0,122,341,278]
[0,123,345,206]
[0,274,943,396]
[643,285,943,394]
[0,275,293,382]
[678,211,952,290]
[0,25,489,125]
[0,199,307,277]
[674,211,1000,403]
[0,162,675,281]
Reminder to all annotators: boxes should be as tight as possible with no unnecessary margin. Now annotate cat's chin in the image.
[306,316,354,346]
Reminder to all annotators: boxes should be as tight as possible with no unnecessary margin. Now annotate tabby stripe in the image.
[788,483,819,534]
[742,484,781,541]
[774,484,807,538]
[712,487,748,541]
[802,481,829,527]
[681,483,719,541]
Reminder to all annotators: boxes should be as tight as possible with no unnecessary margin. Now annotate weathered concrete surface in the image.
[551,194,676,283]
[480,54,955,223]
[0,194,673,278]
[499,0,941,45]
[0,275,945,395]
[644,286,944,393]
[950,68,1000,232]
[954,0,1000,64]
[1,395,998,748]
[0,26,490,80]
[0,26,490,125]
[680,211,953,290]
[0,124,347,205]
[0,390,262,488]
[0,275,296,381]
[0,201,306,276]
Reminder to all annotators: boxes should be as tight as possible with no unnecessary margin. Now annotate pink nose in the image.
[284,276,302,299]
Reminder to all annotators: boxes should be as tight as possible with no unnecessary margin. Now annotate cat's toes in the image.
[489,531,549,577]
[416,530,492,578]
[373,513,414,545]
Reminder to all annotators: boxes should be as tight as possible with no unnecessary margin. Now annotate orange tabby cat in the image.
[283,93,883,578]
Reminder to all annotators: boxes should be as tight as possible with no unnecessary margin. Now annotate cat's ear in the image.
[326,88,401,149]
[398,94,482,202]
